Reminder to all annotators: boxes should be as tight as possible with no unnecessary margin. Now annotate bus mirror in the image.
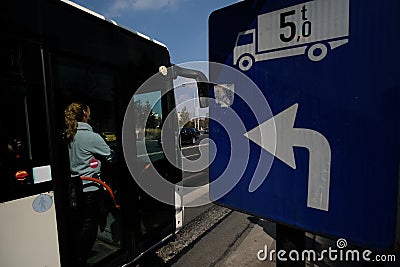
[214,84,234,108]
[197,81,209,108]
[172,65,210,108]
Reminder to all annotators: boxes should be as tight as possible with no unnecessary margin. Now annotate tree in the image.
[179,106,191,127]
[146,111,161,129]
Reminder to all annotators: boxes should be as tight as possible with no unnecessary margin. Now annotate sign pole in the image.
[276,223,305,266]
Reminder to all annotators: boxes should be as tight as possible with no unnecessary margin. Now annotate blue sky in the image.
[71,0,241,121]
[72,0,240,64]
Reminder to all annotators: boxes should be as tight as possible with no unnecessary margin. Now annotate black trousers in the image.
[69,190,100,266]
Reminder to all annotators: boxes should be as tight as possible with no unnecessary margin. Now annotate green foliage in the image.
[179,106,191,127]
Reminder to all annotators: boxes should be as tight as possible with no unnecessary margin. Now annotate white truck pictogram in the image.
[233,0,349,71]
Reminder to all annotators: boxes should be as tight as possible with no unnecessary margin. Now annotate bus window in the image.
[132,89,178,239]
[134,91,163,163]
[0,83,51,203]
[54,59,118,139]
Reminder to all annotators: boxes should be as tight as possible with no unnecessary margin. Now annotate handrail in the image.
[80,176,120,209]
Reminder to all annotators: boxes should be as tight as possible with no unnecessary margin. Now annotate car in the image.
[101,131,117,142]
[180,127,200,145]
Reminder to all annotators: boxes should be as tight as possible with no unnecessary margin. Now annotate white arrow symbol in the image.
[244,103,331,211]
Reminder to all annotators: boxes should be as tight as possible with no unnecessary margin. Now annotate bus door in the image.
[51,55,126,265]
[130,65,210,247]
[0,41,59,266]
[131,72,182,248]
[51,55,181,264]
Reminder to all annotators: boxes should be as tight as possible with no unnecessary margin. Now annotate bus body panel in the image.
[0,192,61,267]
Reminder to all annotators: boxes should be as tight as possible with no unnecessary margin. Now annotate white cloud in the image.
[109,0,180,15]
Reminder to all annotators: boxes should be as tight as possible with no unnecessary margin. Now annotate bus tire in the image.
[238,54,253,71]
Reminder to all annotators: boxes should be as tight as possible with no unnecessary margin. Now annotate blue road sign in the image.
[209,0,400,250]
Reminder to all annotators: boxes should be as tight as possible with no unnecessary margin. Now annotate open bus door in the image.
[50,55,183,265]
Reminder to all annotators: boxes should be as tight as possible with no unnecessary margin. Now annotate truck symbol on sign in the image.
[233,0,349,71]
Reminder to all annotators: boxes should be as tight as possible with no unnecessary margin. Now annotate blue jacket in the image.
[68,122,112,192]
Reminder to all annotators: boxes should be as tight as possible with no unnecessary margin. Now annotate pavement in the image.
[215,218,277,267]
[168,209,278,267]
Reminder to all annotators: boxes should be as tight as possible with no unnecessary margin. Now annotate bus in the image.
[0,0,207,266]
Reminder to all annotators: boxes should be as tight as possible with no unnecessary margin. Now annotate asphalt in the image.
[168,209,277,267]
[214,215,277,267]
[216,221,276,267]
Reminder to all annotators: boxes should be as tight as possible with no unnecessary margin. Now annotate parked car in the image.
[180,127,200,145]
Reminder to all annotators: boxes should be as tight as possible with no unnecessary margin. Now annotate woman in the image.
[65,102,113,266]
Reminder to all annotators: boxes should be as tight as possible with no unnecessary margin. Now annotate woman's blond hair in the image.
[64,102,89,141]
